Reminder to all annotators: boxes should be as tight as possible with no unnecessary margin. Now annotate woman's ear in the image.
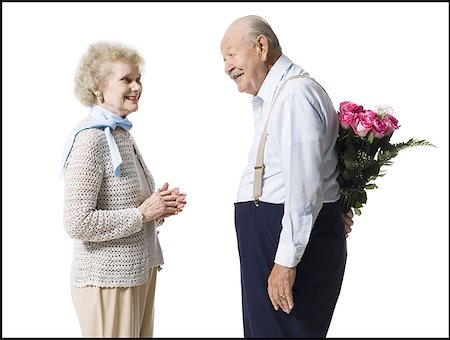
[94,90,104,103]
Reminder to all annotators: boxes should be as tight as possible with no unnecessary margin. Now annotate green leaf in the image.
[344,144,357,160]
[393,138,437,150]
[363,161,381,178]
[344,159,355,171]
[342,169,351,181]
[335,126,435,218]
[357,190,367,204]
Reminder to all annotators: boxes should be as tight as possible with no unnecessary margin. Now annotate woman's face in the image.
[98,61,142,117]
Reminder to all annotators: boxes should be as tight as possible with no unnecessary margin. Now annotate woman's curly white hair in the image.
[74,41,144,106]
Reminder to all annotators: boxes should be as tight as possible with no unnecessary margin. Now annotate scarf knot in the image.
[60,105,133,178]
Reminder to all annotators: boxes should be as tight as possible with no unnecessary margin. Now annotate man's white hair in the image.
[230,15,282,52]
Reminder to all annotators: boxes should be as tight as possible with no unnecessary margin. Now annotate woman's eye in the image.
[121,78,131,83]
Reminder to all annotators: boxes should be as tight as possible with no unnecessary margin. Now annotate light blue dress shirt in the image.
[236,55,341,267]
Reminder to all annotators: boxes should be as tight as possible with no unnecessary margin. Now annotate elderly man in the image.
[220,15,354,338]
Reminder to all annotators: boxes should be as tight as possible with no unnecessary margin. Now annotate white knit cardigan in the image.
[63,124,164,288]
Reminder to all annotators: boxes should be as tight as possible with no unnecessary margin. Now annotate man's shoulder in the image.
[276,74,334,115]
[281,75,322,98]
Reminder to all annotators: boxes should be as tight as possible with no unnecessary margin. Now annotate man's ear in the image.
[256,35,269,62]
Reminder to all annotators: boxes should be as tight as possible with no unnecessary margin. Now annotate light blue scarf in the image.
[60,105,133,178]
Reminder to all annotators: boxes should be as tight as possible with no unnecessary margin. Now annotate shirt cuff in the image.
[274,244,306,268]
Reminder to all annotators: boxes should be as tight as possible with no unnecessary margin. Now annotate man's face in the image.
[220,24,267,96]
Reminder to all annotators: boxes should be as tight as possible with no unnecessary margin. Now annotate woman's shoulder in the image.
[74,124,107,150]
[69,129,108,161]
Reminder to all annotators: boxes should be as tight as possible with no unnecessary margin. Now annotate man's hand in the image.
[267,263,296,314]
[342,210,354,238]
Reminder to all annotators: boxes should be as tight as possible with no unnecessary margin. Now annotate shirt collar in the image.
[255,54,293,104]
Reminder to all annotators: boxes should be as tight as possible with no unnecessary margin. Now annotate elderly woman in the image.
[61,41,187,338]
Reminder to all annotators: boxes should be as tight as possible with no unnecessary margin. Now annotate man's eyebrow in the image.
[224,47,237,54]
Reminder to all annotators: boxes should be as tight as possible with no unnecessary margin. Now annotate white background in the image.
[2,2,449,338]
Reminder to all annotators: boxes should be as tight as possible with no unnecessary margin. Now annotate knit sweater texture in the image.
[63,119,164,288]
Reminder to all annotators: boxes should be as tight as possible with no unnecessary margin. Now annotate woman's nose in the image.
[131,82,141,91]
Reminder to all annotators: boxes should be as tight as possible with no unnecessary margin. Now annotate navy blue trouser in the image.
[234,200,347,338]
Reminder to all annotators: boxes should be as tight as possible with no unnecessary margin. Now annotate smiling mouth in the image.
[232,73,243,81]
[125,95,139,101]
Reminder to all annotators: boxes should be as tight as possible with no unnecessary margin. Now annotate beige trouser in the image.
[71,267,158,338]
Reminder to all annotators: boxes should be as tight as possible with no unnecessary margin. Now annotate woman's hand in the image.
[157,182,187,219]
[138,182,187,223]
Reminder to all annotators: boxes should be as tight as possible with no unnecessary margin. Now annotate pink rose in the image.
[351,110,376,137]
[339,110,358,129]
[372,116,388,138]
[339,101,364,114]
[385,114,400,134]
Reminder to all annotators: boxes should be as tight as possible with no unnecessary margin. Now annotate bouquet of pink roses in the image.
[335,101,435,215]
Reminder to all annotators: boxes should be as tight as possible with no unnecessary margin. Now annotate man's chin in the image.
[237,84,246,94]
[238,87,255,96]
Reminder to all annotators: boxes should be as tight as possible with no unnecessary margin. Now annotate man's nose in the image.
[224,60,234,74]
